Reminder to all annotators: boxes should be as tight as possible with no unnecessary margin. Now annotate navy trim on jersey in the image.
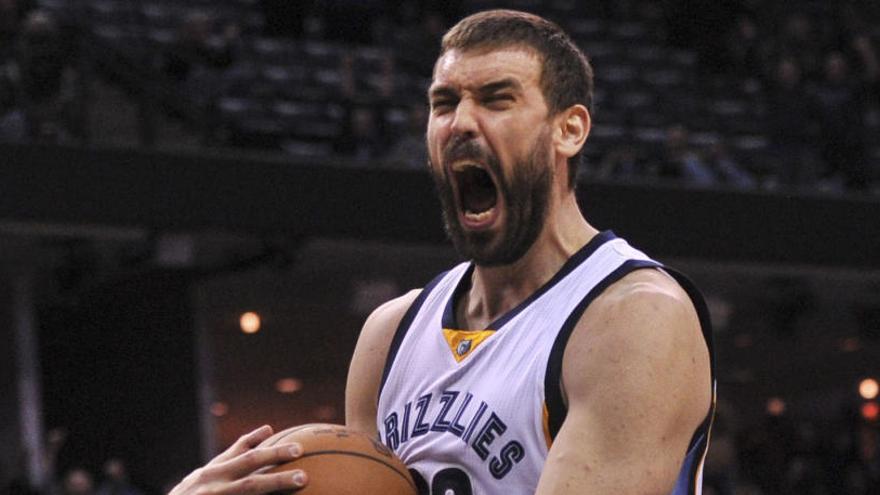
[377,270,450,404]
[441,230,619,330]
[544,259,662,439]
[662,267,717,468]
[673,432,706,495]
[664,267,716,378]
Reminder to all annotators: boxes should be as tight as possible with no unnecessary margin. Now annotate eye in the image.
[484,94,514,108]
[431,99,457,113]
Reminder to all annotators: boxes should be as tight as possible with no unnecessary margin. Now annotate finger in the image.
[213,443,303,480]
[211,425,274,465]
[220,470,308,495]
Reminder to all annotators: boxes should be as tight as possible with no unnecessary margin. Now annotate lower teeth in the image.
[465,209,493,222]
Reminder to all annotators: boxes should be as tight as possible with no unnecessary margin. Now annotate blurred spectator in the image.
[810,42,878,191]
[95,460,141,495]
[764,57,821,188]
[703,140,756,189]
[339,50,394,102]
[163,12,238,85]
[334,103,388,163]
[393,10,447,77]
[593,146,645,181]
[649,125,716,186]
[384,102,427,169]
[0,0,36,63]
[0,62,26,141]
[57,469,93,495]
[724,15,766,79]
[0,9,77,143]
[772,12,828,81]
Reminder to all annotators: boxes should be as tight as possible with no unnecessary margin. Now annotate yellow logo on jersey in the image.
[442,329,496,362]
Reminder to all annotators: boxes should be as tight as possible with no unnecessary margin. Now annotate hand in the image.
[168,425,308,495]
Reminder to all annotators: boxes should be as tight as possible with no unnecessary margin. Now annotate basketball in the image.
[259,424,416,495]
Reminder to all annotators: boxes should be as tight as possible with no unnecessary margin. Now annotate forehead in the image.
[431,46,543,92]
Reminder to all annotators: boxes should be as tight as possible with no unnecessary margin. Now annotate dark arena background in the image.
[1,0,879,494]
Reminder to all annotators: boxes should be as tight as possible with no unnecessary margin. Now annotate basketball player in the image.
[168,9,714,495]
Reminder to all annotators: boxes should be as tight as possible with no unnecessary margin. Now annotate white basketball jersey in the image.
[377,231,715,495]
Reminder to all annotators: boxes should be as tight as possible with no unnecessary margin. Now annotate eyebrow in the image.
[476,78,523,96]
[428,77,524,101]
[428,85,457,101]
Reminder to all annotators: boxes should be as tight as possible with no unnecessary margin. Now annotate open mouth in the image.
[452,163,499,226]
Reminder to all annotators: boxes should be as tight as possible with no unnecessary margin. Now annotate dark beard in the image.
[430,131,553,266]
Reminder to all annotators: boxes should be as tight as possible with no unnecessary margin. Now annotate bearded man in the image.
[169,9,715,495]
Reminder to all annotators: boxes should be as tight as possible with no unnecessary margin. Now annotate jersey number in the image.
[409,467,473,495]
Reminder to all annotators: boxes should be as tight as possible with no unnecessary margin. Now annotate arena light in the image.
[240,311,261,334]
[210,401,229,417]
[314,405,337,421]
[766,397,786,416]
[861,401,879,422]
[276,378,303,394]
[859,378,879,400]
[840,337,861,353]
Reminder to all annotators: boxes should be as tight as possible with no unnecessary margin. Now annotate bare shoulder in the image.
[345,289,421,436]
[572,267,704,361]
[362,289,422,343]
[360,289,423,358]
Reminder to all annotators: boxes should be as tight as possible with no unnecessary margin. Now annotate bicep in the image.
[536,282,711,494]
[345,290,420,437]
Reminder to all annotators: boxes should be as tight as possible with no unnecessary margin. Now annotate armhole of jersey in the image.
[661,267,717,456]
[377,270,449,405]
[543,260,716,453]
[543,259,662,441]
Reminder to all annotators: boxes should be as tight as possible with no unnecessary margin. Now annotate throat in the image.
[454,267,541,331]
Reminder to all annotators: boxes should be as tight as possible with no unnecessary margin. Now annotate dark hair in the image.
[439,9,594,188]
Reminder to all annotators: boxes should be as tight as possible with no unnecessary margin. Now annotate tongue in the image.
[460,168,497,213]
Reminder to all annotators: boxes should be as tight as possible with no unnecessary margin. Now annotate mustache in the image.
[442,136,492,165]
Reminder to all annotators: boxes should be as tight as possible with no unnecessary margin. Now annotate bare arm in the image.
[536,270,712,494]
[345,289,421,437]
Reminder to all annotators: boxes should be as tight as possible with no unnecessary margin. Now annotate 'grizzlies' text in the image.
[383,390,525,479]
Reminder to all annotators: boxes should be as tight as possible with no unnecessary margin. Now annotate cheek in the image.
[492,113,535,150]
[426,118,446,160]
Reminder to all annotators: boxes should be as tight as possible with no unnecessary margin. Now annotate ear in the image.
[553,104,591,161]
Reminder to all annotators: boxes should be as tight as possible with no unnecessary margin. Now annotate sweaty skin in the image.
[345,46,711,494]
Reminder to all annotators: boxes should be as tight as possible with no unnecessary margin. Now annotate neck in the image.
[460,193,598,329]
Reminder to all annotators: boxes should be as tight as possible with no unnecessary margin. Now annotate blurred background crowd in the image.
[1,1,879,495]
[0,0,879,193]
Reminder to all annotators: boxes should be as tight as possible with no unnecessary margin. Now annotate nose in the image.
[450,98,479,140]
